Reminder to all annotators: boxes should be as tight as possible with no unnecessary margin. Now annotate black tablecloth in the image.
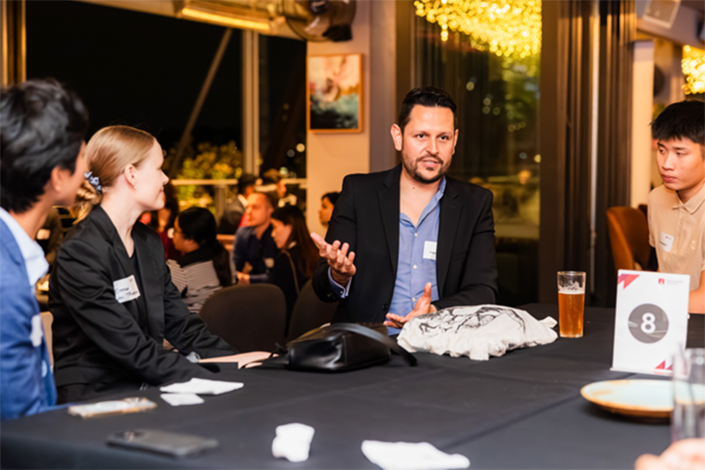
[2,304,703,469]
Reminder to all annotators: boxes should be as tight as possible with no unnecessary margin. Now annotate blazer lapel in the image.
[134,230,164,341]
[90,207,162,339]
[437,179,461,295]
[378,166,401,275]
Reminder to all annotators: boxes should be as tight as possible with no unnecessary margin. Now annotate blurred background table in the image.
[2,305,703,469]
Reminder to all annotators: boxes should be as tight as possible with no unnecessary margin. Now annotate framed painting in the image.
[307,53,363,133]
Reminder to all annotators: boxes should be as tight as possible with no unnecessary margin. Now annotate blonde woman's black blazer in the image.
[49,206,233,394]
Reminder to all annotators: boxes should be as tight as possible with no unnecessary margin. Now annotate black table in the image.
[2,305,703,469]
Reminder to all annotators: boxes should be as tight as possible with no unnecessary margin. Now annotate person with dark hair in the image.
[647,100,705,314]
[49,125,269,404]
[319,191,340,229]
[270,205,320,328]
[262,168,296,207]
[0,79,88,420]
[311,86,498,334]
[146,182,180,260]
[168,207,237,314]
[218,172,256,234]
[233,192,279,285]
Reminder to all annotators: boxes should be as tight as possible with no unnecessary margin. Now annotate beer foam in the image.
[558,288,584,294]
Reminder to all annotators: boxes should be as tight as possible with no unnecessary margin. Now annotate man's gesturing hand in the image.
[384,282,437,329]
[311,232,357,285]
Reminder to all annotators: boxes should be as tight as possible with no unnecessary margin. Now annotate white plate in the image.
[580,379,672,418]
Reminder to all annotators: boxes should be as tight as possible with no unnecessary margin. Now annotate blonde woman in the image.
[49,125,267,403]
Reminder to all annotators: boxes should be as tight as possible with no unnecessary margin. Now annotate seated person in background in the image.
[647,100,705,314]
[635,438,705,470]
[261,168,297,207]
[147,182,180,260]
[50,125,268,404]
[1,79,89,420]
[319,191,339,229]
[233,192,279,285]
[218,172,256,234]
[311,87,497,334]
[168,207,236,314]
[270,205,320,330]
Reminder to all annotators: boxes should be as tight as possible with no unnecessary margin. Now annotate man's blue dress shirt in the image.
[330,178,446,334]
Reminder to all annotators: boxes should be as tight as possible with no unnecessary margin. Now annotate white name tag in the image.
[113,275,141,303]
[30,314,43,347]
[659,232,674,252]
[423,241,437,260]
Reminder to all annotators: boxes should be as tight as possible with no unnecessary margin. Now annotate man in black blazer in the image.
[311,87,497,330]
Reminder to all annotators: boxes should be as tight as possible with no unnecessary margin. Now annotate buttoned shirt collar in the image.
[674,181,705,215]
[0,207,49,286]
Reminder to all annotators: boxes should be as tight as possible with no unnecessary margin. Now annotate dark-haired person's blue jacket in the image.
[0,213,57,420]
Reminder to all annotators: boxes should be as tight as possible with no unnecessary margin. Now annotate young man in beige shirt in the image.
[647,100,705,314]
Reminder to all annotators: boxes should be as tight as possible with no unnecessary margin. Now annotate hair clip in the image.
[84,171,102,193]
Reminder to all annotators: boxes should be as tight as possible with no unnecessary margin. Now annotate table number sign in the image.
[612,270,689,376]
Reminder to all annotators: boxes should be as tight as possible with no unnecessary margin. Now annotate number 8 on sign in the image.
[628,304,668,343]
[641,313,656,334]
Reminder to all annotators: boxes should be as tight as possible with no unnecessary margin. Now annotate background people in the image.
[49,125,242,403]
[146,181,180,260]
[647,100,705,314]
[311,87,498,333]
[1,79,89,420]
[218,172,256,234]
[270,205,320,329]
[233,192,279,285]
[168,207,236,314]
[319,191,339,229]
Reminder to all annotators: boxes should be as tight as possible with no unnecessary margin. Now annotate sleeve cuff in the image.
[328,267,351,298]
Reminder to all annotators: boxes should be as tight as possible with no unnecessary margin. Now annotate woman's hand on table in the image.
[384,282,437,329]
[200,351,274,369]
[635,439,705,470]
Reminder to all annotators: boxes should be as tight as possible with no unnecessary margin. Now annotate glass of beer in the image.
[557,271,586,338]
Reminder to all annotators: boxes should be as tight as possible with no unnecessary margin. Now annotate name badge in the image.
[659,232,674,252]
[113,275,141,303]
[423,241,437,260]
[30,314,44,347]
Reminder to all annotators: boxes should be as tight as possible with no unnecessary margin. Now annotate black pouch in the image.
[264,323,417,372]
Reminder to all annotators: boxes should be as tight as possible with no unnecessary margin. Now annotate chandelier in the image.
[682,45,705,95]
[414,0,541,59]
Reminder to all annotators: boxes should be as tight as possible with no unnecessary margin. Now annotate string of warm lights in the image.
[414,0,541,59]
[682,45,705,95]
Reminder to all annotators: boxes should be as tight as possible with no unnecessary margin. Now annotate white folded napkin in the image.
[160,393,205,406]
[272,423,315,463]
[361,440,470,470]
[159,378,243,395]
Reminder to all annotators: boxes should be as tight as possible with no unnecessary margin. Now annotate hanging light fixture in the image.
[414,0,541,59]
[682,45,705,95]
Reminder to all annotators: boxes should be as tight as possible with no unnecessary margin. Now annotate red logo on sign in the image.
[618,273,640,289]
[658,278,665,285]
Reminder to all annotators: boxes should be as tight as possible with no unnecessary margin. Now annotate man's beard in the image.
[403,155,448,184]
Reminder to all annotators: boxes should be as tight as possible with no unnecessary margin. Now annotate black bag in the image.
[266,323,417,372]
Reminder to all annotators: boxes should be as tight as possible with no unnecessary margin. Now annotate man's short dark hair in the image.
[398,86,457,132]
[1,79,89,213]
[651,100,704,148]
